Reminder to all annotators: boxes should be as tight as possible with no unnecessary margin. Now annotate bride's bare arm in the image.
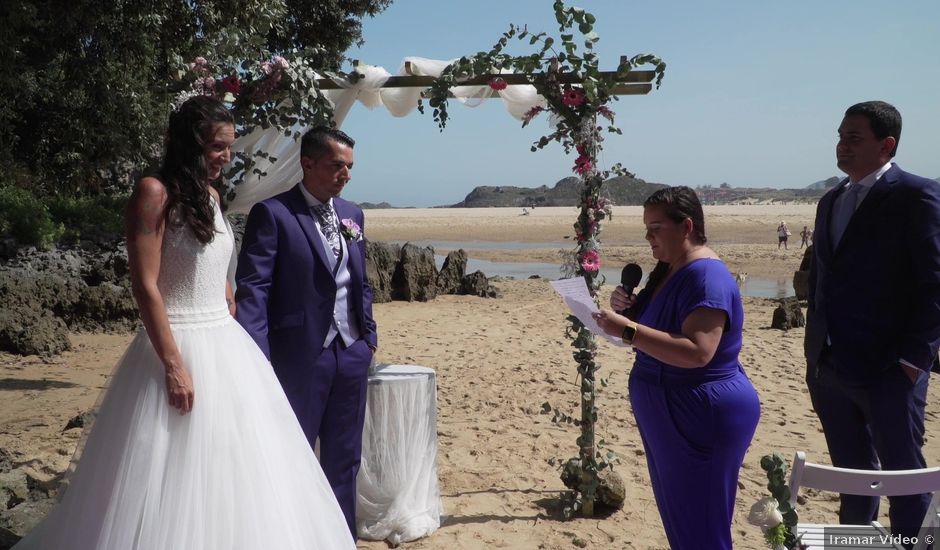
[126,177,194,414]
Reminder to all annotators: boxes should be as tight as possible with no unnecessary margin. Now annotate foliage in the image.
[756,453,803,549]
[0,184,64,249]
[0,0,391,197]
[422,0,665,517]
[46,194,128,244]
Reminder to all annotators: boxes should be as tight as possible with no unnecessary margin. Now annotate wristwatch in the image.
[621,321,638,345]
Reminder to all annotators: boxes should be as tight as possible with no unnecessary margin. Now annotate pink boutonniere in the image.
[340,218,362,241]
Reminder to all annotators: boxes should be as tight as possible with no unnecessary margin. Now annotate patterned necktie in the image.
[312,204,341,258]
[830,183,862,248]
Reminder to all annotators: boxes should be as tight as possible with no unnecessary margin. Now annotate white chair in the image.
[788,451,940,550]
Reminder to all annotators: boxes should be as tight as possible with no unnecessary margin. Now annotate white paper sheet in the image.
[550,277,628,348]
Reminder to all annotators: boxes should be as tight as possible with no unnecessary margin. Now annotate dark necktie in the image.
[312,204,341,258]
[830,184,862,248]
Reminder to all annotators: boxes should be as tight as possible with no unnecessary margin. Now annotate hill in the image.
[451,176,667,208]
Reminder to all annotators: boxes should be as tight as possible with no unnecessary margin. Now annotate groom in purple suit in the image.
[235,126,377,538]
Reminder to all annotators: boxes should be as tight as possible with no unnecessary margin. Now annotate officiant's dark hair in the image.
[642,186,708,296]
[845,101,901,157]
[300,126,355,160]
[160,95,234,244]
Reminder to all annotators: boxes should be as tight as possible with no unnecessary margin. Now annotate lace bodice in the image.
[158,199,233,324]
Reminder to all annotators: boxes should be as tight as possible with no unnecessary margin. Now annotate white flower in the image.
[747,496,783,529]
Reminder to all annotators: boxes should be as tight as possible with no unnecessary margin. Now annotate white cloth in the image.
[357,364,442,544]
[224,57,548,215]
[13,201,355,550]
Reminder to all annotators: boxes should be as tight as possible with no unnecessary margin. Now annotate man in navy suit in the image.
[805,101,940,540]
[235,126,377,538]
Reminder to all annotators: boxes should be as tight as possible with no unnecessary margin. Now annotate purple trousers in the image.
[280,337,372,538]
[629,365,760,550]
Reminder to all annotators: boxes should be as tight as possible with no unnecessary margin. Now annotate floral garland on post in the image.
[749,453,804,549]
[167,50,336,199]
[423,0,665,518]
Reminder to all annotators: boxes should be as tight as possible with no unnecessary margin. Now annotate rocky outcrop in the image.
[0,240,139,355]
[391,244,438,302]
[772,297,805,330]
[0,448,56,548]
[436,250,467,295]
[0,234,497,356]
[793,245,813,301]
[365,241,400,304]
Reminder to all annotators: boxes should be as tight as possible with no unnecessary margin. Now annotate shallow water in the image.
[392,240,793,299]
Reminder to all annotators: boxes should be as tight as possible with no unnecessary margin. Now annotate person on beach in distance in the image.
[777,220,790,249]
[235,126,377,539]
[799,225,812,248]
[593,186,760,550]
[12,96,355,549]
[804,100,940,544]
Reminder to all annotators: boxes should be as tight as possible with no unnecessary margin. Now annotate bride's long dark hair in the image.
[160,96,234,244]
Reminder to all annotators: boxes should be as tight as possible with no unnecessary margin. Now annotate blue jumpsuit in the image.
[629,258,761,549]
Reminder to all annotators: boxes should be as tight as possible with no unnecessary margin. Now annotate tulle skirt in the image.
[14,314,355,550]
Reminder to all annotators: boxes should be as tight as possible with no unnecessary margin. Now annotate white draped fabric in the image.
[225,57,547,214]
[357,364,442,544]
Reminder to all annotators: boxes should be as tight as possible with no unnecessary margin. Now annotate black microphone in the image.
[619,263,643,315]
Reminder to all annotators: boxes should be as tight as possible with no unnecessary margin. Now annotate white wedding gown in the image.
[14,200,355,550]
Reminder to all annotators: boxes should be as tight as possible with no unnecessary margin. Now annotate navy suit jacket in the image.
[234,184,377,385]
[805,164,940,379]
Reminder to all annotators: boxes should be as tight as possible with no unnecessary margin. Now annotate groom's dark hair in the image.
[300,126,355,160]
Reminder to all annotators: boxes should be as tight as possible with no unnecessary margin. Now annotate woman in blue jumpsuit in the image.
[595,186,761,549]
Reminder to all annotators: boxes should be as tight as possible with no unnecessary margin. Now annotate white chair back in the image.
[788,451,940,550]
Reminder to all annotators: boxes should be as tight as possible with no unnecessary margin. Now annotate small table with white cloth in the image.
[356,364,442,544]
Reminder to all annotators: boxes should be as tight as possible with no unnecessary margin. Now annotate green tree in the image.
[0,0,391,197]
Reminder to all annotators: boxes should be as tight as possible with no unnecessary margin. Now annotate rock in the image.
[461,271,498,298]
[772,297,805,330]
[72,282,138,332]
[0,497,54,541]
[0,470,27,511]
[559,459,626,511]
[799,244,814,272]
[365,241,400,304]
[793,270,810,301]
[596,468,626,510]
[0,525,20,550]
[0,450,11,475]
[391,244,437,302]
[63,411,95,432]
[436,250,467,294]
[0,305,70,356]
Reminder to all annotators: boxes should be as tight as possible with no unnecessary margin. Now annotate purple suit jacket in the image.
[235,184,377,384]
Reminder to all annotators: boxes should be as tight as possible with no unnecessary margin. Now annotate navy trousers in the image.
[629,366,760,550]
[808,353,930,542]
[281,337,371,539]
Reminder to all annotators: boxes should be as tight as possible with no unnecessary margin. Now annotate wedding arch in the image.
[181,0,665,518]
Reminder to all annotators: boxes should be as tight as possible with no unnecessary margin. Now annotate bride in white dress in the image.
[13,96,356,550]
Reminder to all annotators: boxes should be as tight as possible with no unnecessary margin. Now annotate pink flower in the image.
[562,87,586,107]
[574,154,593,175]
[488,77,508,91]
[221,75,241,94]
[341,218,362,241]
[261,61,274,75]
[194,56,207,66]
[273,56,289,70]
[202,77,216,91]
[580,249,600,272]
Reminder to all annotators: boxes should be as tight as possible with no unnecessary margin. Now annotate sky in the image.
[337,0,940,207]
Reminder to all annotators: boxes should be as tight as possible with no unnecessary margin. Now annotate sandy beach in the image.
[3,205,939,549]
